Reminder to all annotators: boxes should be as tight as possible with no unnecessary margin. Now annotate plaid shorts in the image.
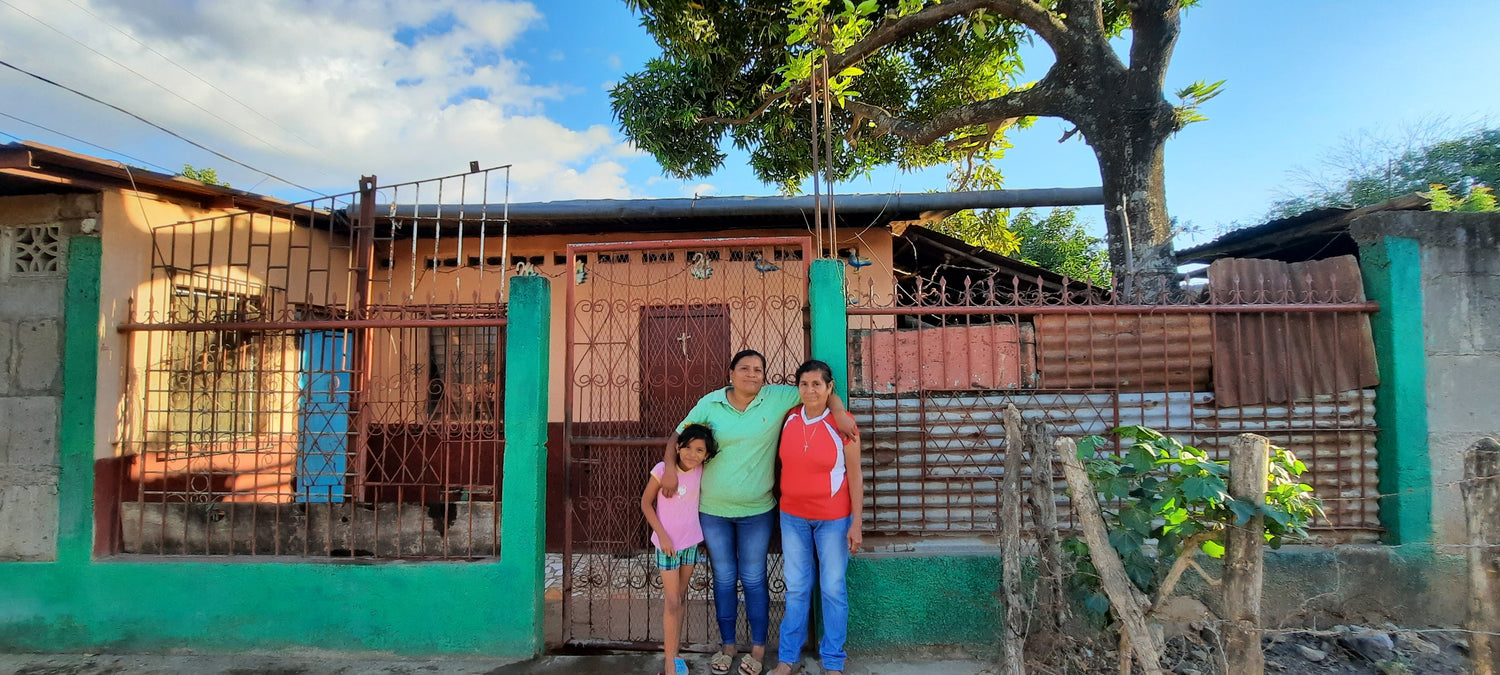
[655,544,703,570]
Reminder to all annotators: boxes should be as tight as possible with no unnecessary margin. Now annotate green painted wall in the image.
[0,246,551,656]
[847,555,1003,651]
[808,259,849,401]
[1359,235,1432,544]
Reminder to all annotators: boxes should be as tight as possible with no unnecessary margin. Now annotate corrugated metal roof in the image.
[1175,194,1428,264]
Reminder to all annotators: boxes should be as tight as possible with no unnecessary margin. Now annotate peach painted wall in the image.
[372,227,896,423]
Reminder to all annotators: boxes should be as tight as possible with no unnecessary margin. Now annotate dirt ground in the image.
[1033,624,1473,674]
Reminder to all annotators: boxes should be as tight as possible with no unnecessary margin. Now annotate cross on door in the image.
[676,331,691,358]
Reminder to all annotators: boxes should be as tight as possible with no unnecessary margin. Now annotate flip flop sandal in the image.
[709,652,734,675]
[674,657,689,675]
[738,655,763,675]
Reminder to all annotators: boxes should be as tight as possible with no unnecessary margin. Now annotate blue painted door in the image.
[297,330,352,502]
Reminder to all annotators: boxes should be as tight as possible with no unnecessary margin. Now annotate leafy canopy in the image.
[931,206,1112,285]
[179,164,229,188]
[614,0,1045,192]
[1269,126,1500,218]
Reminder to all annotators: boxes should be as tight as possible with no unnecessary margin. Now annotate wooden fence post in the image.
[1224,434,1269,675]
[1026,419,1068,633]
[1057,436,1163,675]
[999,404,1028,675]
[1463,437,1500,675]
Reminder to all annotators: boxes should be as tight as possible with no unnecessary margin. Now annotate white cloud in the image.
[0,0,640,201]
[606,54,622,70]
[682,182,717,197]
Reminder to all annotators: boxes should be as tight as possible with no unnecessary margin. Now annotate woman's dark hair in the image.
[794,359,834,385]
[728,349,766,372]
[677,423,719,462]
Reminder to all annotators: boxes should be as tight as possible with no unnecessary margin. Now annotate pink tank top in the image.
[650,462,704,550]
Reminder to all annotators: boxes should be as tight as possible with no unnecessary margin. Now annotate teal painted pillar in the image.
[500,275,551,655]
[809,259,849,400]
[58,236,101,564]
[1360,235,1431,545]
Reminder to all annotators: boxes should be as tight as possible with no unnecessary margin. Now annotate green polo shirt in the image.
[677,384,801,518]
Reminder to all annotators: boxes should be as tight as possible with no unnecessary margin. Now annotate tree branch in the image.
[845,80,1065,146]
[1128,0,1180,89]
[1150,531,1216,609]
[697,89,790,125]
[792,0,1071,102]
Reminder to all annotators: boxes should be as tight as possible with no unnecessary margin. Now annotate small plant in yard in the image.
[1065,425,1324,617]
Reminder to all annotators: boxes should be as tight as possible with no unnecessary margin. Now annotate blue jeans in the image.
[776,512,851,671]
[700,508,776,647]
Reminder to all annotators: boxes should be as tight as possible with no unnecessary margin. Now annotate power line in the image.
[0,57,323,196]
[57,0,318,148]
[0,0,291,156]
[0,110,177,173]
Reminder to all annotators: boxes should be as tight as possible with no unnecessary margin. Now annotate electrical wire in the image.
[0,110,176,173]
[0,57,324,196]
[57,0,318,148]
[0,0,291,155]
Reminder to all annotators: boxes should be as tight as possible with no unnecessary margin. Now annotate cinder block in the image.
[15,319,59,392]
[0,484,59,561]
[0,396,58,466]
[0,279,64,319]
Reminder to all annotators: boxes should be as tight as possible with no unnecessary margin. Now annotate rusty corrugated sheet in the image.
[850,323,1032,393]
[1032,314,1213,391]
[1208,255,1379,407]
[851,389,1379,543]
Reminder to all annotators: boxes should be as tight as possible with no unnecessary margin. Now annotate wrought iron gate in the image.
[561,236,811,649]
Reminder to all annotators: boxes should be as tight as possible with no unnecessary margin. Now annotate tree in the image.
[613,0,1213,282]
[1268,126,1500,218]
[179,164,229,188]
[933,206,1112,285]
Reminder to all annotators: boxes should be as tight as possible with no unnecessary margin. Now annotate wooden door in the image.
[639,305,731,437]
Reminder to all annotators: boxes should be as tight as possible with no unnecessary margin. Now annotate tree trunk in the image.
[999,404,1028,675]
[1088,120,1176,293]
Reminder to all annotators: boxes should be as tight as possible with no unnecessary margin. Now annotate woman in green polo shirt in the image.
[660,349,855,675]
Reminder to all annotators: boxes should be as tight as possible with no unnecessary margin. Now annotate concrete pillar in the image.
[1359,235,1432,545]
[499,274,550,656]
[809,259,849,401]
[58,235,100,564]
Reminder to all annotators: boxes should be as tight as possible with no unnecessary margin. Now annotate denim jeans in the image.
[776,512,851,671]
[700,508,776,646]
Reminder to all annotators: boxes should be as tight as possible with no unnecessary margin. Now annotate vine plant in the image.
[1065,425,1324,617]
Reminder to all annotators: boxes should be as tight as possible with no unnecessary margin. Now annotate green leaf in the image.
[1084,591,1110,615]
[855,0,879,15]
[1078,435,1105,459]
[1200,539,1225,558]
[1112,425,1164,441]
[1109,529,1142,556]
[1181,475,1229,503]
[1227,498,1259,526]
[1260,502,1292,528]
[1119,505,1153,535]
[1126,444,1156,473]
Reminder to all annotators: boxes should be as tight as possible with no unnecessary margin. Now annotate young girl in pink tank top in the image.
[640,424,718,675]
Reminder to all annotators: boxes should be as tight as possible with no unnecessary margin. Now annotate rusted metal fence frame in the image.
[845,274,1382,540]
[115,168,518,559]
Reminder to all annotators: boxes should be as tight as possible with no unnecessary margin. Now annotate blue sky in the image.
[1,0,1496,247]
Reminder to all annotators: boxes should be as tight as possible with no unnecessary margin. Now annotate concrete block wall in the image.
[0,193,95,561]
[1353,210,1500,545]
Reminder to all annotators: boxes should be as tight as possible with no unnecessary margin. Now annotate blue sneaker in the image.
[674,657,689,675]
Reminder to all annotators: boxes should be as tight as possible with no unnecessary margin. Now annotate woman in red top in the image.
[770,360,863,675]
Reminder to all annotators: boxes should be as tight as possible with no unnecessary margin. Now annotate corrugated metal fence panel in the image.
[851,389,1379,542]
[1033,314,1213,391]
[1208,256,1379,407]
[850,324,1031,393]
